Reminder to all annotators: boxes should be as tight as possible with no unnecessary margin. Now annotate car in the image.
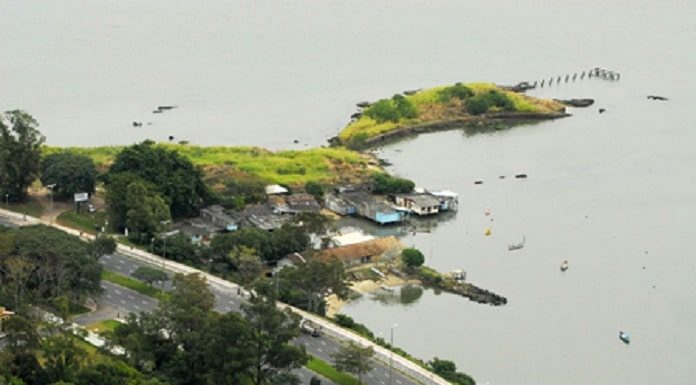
[87,203,96,213]
[300,319,321,337]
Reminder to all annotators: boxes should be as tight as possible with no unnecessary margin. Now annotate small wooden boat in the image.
[619,331,630,344]
[560,260,569,271]
[508,236,525,251]
[474,179,483,185]
[484,207,491,216]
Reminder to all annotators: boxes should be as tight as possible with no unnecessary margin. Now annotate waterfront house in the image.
[325,191,404,225]
[265,184,289,195]
[314,236,401,267]
[285,193,321,213]
[200,205,239,232]
[394,193,441,216]
[330,228,375,247]
[324,193,357,215]
[176,224,210,244]
[232,203,291,231]
[429,190,459,211]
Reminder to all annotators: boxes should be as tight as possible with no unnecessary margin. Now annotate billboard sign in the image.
[74,192,89,202]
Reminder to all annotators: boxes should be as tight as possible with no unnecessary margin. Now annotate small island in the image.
[332,82,568,149]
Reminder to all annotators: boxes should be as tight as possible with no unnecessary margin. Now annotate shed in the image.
[314,236,401,267]
[265,185,289,195]
[394,194,441,216]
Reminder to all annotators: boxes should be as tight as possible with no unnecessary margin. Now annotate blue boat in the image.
[619,331,630,344]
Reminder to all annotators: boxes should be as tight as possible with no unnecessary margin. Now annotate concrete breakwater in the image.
[333,111,569,149]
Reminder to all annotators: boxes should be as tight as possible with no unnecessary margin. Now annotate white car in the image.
[87,204,96,213]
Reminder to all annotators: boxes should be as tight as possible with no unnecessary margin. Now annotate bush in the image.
[465,90,514,115]
[333,314,374,339]
[438,83,474,103]
[401,248,425,267]
[372,173,414,195]
[363,95,418,123]
[305,181,325,200]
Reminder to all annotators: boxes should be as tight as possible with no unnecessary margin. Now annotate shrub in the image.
[372,173,414,195]
[305,181,325,200]
[438,82,474,103]
[364,99,399,123]
[465,90,514,115]
[401,248,425,267]
[392,94,418,119]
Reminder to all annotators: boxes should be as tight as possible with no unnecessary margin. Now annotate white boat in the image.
[619,331,630,344]
[560,260,569,271]
[508,236,525,251]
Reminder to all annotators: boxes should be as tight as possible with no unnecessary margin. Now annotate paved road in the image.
[98,252,422,385]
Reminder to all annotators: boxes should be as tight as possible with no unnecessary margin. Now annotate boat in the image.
[484,207,492,216]
[619,331,630,344]
[474,179,483,185]
[484,228,491,236]
[508,236,526,251]
[560,260,569,271]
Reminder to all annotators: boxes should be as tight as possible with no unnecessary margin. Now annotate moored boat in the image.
[619,331,630,344]
[560,260,569,271]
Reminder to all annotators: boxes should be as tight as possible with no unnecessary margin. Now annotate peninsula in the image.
[332,82,568,149]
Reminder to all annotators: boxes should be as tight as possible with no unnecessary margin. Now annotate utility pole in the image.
[390,323,398,385]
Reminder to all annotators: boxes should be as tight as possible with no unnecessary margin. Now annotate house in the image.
[0,306,14,333]
[200,205,238,232]
[394,193,441,216]
[429,190,459,211]
[232,204,291,231]
[275,252,308,273]
[176,224,210,244]
[325,191,404,225]
[314,236,401,267]
[285,193,321,213]
[330,229,375,247]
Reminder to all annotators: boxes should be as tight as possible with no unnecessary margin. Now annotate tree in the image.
[132,267,168,287]
[241,296,308,385]
[428,358,475,385]
[331,341,374,385]
[309,376,322,385]
[108,141,210,219]
[372,173,414,195]
[438,83,474,103]
[40,153,97,199]
[42,332,86,384]
[282,260,348,314]
[364,99,399,123]
[227,246,264,285]
[89,235,116,258]
[125,180,171,243]
[304,181,324,201]
[0,110,45,202]
[391,94,418,119]
[401,248,425,268]
[105,172,143,231]
[2,316,40,354]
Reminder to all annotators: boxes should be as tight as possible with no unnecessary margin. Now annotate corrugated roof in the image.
[315,236,401,263]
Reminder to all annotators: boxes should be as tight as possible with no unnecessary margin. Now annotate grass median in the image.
[101,270,169,301]
[306,355,360,385]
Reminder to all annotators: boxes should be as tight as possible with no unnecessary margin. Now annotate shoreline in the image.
[325,274,421,318]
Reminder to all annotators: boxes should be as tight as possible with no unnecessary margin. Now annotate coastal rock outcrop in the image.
[555,98,594,107]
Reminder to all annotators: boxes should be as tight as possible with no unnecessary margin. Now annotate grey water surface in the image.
[2,1,695,384]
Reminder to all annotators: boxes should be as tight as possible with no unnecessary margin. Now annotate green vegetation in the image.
[0,110,44,202]
[331,342,374,385]
[100,270,167,301]
[401,248,425,267]
[44,144,369,186]
[56,210,107,234]
[429,358,475,385]
[3,200,44,217]
[86,319,122,335]
[372,173,415,195]
[339,82,565,147]
[307,356,360,385]
[40,152,97,199]
[131,266,168,287]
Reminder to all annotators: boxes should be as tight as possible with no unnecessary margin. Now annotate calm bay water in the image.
[2,1,695,384]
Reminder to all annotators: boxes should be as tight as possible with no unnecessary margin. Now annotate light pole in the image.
[4,194,8,208]
[46,183,56,212]
[159,220,170,294]
[389,323,398,385]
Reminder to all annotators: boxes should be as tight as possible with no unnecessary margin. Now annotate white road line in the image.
[118,260,124,264]
[142,300,148,305]
[317,348,323,353]
[120,300,126,304]
[320,340,327,346]
[134,304,140,309]
[127,295,134,300]
[115,290,122,295]
[396,379,402,384]
[106,294,112,299]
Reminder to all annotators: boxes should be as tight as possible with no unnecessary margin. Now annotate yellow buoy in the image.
[485,228,491,236]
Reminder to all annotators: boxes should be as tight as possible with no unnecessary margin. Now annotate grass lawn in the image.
[306,356,360,385]
[87,319,122,336]
[3,200,44,217]
[101,270,168,301]
[57,209,107,234]
[43,145,370,186]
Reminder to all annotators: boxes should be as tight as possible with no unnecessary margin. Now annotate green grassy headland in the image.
[338,82,565,147]
[42,145,371,187]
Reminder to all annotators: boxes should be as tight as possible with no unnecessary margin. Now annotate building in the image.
[330,228,375,247]
[429,190,459,211]
[325,191,404,225]
[200,205,238,232]
[232,203,291,231]
[314,236,401,267]
[265,184,289,195]
[0,306,15,334]
[285,193,321,213]
[176,224,210,244]
[394,193,442,216]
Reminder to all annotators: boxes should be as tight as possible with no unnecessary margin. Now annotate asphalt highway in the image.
[98,252,423,385]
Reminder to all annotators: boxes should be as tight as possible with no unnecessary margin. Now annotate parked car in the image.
[300,319,321,337]
[87,203,96,213]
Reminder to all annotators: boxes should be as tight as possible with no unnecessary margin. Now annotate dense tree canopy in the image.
[331,342,374,385]
[0,225,104,309]
[210,225,308,263]
[108,141,210,219]
[39,153,97,199]
[124,180,171,243]
[401,248,425,267]
[372,173,415,195]
[0,110,45,202]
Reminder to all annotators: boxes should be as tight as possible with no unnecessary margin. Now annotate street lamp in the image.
[46,183,56,212]
[4,193,8,208]
[159,220,171,294]
[389,323,398,385]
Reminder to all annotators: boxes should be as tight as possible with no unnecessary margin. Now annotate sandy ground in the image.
[325,274,420,318]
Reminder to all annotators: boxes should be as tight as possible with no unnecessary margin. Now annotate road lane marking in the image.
[120,300,126,304]
[320,340,327,346]
[134,304,140,309]
[142,300,148,304]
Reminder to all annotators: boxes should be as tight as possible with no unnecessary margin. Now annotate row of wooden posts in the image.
[533,68,621,88]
